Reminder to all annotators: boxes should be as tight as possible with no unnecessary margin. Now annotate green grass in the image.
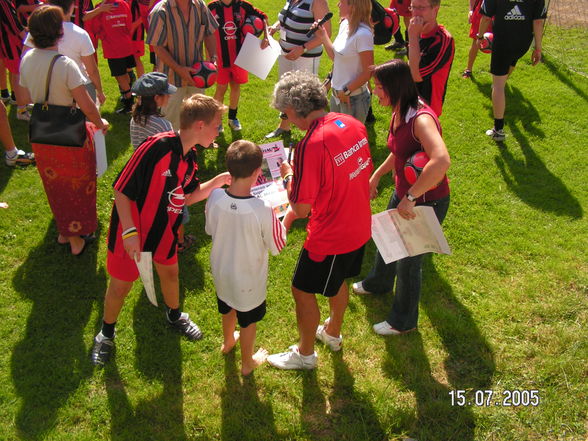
[1,1,587,440]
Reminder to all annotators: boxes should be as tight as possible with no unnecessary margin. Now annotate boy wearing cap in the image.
[205,140,286,375]
[91,94,230,366]
[130,72,175,149]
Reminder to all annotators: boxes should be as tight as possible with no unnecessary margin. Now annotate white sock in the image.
[5,147,18,158]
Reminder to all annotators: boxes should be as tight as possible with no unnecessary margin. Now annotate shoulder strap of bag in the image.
[43,54,63,109]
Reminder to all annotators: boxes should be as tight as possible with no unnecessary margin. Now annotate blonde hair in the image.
[179,94,226,129]
[347,0,372,37]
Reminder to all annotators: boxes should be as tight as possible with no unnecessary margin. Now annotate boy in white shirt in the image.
[205,140,286,375]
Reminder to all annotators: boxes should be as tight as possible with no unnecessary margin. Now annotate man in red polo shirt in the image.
[266,71,373,370]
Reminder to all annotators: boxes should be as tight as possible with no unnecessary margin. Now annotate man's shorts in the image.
[107,55,137,77]
[217,297,266,328]
[132,40,145,57]
[217,64,248,85]
[490,42,529,76]
[292,245,365,297]
[1,57,19,74]
[390,0,411,17]
[106,249,178,282]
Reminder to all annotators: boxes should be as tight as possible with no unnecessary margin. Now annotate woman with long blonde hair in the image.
[315,0,373,123]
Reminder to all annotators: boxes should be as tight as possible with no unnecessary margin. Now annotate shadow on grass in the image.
[542,55,588,103]
[11,222,106,441]
[358,255,494,440]
[220,352,278,440]
[495,124,583,219]
[299,356,385,441]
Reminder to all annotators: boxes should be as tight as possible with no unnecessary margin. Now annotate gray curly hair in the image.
[272,70,328,118]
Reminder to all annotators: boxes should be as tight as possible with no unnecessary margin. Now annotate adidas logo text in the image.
[505,5,525,20]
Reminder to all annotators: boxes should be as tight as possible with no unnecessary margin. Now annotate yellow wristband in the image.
[122,231,139,240]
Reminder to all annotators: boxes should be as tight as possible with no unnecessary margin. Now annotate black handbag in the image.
[29,54,87,147]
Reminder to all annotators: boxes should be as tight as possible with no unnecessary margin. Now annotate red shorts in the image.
[132,40,145,57]
[469,9,492,39]
[1,57,19,74]
[217,64,248,85]
[106,249,177,282]
[390,0,410,17]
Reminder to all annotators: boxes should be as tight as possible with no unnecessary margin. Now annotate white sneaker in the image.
[267,345,317,370]
[316,319,342,351]
[17,108,31,121]
[352,281,372,295]
[228,118,242,131]
[373,321,415,336]
[485,128,506,141]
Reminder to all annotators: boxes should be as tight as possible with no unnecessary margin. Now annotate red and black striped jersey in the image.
[0,0,24,60]
[15,0,40,27]
[417,24,454,117]
[207,0,266,68]
[72,0,94,28]
[127,0,144,41]
[108,131,200,260]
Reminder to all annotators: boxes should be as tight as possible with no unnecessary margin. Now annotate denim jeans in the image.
[330,89,371,124]
[362,192,450,331]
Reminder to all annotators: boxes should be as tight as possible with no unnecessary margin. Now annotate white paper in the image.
[371,206,451,264]
[93,130,107,177]
[251,141,289,218]
[234,33,280,80]
[134,251,157,306]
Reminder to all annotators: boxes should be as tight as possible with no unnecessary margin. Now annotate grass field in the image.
[0,0,587,440]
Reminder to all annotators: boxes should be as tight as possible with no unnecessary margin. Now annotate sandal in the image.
[461,69,472,79]
[177,234,196,253]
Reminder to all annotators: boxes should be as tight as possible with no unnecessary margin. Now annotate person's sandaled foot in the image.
[177,234,196,253]
[241,348,268,376]
[221,331,240,354]
[71,234,96,256]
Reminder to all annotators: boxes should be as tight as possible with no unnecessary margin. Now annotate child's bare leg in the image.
[240,323,267,376]
[213,83,228,105]
[154,261,180,309]
[134,55,145,77]
[103,276,135,324]
[466,39,479,72]
[115,74,132,97]
[221,309,239,354]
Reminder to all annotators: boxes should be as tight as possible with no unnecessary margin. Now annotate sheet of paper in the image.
[134,251,157,306]
[371,206,451,264]
[93,129,107,177]
[251,141,289,218]
[234,32,280,80]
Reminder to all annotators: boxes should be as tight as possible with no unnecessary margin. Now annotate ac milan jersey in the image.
[126,0,144,41]
[15,0,40,27]
[0,0,24,60]
[208,0,266,68]
[387,102,449,203]
[290,113,372,255]
[108,131,200,260]
[72,0,94,28]
[417,24,454,117]
[87,0,133,59]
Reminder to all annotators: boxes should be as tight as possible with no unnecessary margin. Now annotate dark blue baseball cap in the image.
[131,72,177,96]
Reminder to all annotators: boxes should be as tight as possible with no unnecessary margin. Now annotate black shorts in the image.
[292,245,365,297]
[107,55,136,77]
[217,297,266,328]
[490,40,531,76]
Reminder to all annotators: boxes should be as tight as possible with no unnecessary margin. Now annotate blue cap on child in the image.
[131,72,177,96]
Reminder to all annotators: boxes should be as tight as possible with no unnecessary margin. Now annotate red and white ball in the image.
[383,8,400,36]
[191,61,217,88]
[404,151,430,185]
[479,32,493,54]
[242,16,264,38]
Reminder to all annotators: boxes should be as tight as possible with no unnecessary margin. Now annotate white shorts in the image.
[278,54,320,78]
[162,85,205,131]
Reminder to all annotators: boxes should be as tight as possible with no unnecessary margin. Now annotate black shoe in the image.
[365,106,376,123]
[169,312,203,341]
[128,70,136,87]
[116,98,134,114]
[385,41,405,51]
[91,334,114,366]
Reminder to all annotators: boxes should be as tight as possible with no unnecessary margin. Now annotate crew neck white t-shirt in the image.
[331,20,373,91]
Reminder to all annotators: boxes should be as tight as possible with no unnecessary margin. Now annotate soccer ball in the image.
[383,8,400,36]
[242,16,264,38]
[479,32,493,54]
[404,151,430,185]
[191,61,217,88]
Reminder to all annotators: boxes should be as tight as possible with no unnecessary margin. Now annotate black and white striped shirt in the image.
[278,0,322,57]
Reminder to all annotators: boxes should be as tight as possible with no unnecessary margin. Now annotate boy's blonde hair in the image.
[180,94,226,129]
[226,140,263,179]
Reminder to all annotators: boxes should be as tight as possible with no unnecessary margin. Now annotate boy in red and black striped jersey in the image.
[407,0,454,117]
[208,0,268,131]
[91,94,231,366]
